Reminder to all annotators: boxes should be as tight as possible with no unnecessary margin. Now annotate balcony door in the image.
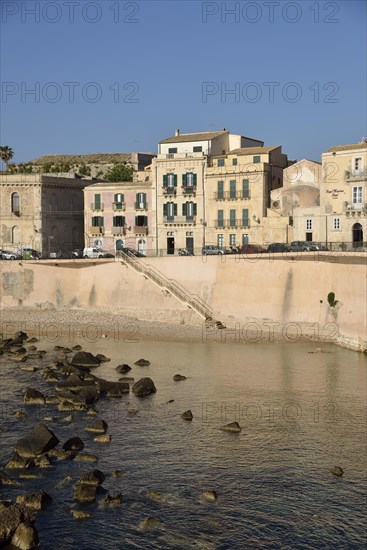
[352,223,363,247]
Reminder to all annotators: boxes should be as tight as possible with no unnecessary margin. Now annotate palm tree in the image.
[0,146,14,171]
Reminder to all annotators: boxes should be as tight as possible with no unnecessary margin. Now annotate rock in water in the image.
[14,423,59,458]
[79,469,105,486]
[0,504,35,547]
[73,484,97,503]
[23,388,45,405]
[71,352,100,368]
[16,491,52,511]
[181,410,193,421]
[96,354,110,363]
[132,378,157,397]
[103,493,123,505]
[0,471,18,486]
[221,422,242,432]
[94,434,111,443]
[62,437,84,452]
[139,517,159,530]
[202,490,218,502]
[116,364,131,374]
[173,374,187,381]
[134,358,150,367]
[11,522,39,550]
[71,509,91,520]
[330,466,344,477]
[85,420,108,434]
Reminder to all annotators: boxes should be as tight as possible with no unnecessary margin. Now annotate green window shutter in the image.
[113,216,116,226]
[230,180,236,198]
[182,173,187,186]
[230,209,236,225]
[163,204,167,216]
[242,179,249,198]
[242,209,249,226]
[253,156,260,164]
[193,173,197,186]
[142,193,147,207]
[182,203,187,216]
[94,194,101,209]
[217,181,224,198]
[163,175,168,187]
[193,203,197,216]
[174,174,178,187]
[114,194,118,203]
[218,210,223,220]
[174,204,178,215]
[99,216,104,227]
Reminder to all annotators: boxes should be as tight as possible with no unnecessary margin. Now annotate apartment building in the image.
[152,129,264,254]
[84,174,155,254]
[206,145,288,248]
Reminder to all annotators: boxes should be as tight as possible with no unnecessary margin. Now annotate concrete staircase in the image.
[118,251,216,322]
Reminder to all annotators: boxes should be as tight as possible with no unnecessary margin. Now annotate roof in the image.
[324,142,367,153]
[29,153,155,165]
[228,146,280,156]
[85,181,151,188]
[160,131,227,144]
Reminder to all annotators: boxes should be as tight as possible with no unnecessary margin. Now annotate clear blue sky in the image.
[1,0,366,163]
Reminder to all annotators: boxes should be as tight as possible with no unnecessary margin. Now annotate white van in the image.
[83,247,105,258]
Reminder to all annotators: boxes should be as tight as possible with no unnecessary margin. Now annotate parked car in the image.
[239,244,266,254]
[178,248,194,256]
[49,251,64,259]
[267,243,291,253]
[83,247,105,258]
[119,247,145,258]
[289,241,313,252]
[0,249,19,260]
[202,245,225,255]
[309,241,329,251]
[21,247,41,260]
[71,249,84,259]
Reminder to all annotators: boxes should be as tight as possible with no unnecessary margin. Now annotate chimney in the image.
[221,128,226,131]
[175,129,180,136]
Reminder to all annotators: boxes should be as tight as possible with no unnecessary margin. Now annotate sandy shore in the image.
[0,307,342,349]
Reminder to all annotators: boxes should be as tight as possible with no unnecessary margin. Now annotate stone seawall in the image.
[0,253,366,351]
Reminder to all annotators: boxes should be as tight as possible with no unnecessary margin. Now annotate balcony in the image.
[345,169,367,182]
[163,216,196,225]
[111,226,126,235]
[344,202,367,217]
[89,226,104,234]
[214,191,250,200]
[162,186,177,196]
[134,226,149,235]
[135,203,148,210]
[113,202,126,211]
[159,152,204,160]
[90,202,104,211]
[182,186,197,196]
[214,219,250,229]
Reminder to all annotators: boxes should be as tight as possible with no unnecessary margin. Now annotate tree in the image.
[104,163,134,182]
[0,146,14,170]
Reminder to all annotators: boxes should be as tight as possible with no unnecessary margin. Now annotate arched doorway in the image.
[352,223,363,248]
[138,239,146,254]
[116,239,124,251]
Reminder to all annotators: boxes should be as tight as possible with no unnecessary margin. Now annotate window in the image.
[217,209,224,227]
[135,215,148,227]
[193,146,202,152]
[113,216,125,227]
[163,202,177,220]
[114,193,124,204]
[11,192,20,214]
[229,180,236,199]
[168,148,177,154]
[352,186,363,204]
[333,217,341,230]
[253,156,261,164]
[353,157,363,175]
[94,194,101,209]
[229,234,236,246]
[242,179,249,199]
[242,209,249,227]
[217,181,224,199]
[136,192,147,209]
[12,225,20,244]
[242,234,249,246]
[306,218,312,231]
[92,216,104,227]
[217,159,225,167]
[218,234,224,248]
[163,173,177,188]
[229,209,236,227]
[182,202,197,219]
[232,158,237,166]
[182,173,197,187]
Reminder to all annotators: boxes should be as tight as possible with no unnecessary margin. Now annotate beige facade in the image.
[83,173,156,254]
[153,129,266,254]
[0,174,87,256]
[206,146,288,248]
